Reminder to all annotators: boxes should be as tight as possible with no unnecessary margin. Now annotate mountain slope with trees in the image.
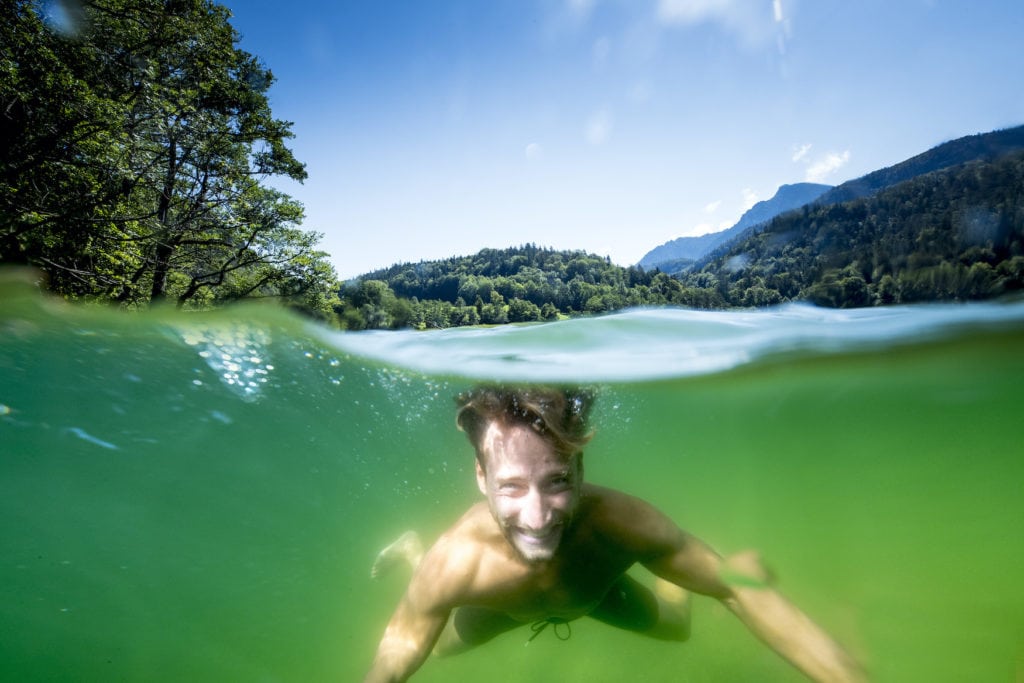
[641,125,1024,278]
[679,150,1024,307]
[814,124,1024,206]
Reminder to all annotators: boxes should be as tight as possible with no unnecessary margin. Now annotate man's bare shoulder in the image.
[580,483,665,518]
[421,502,492,569]
[578,483,687,556]
[405,503,506,609]
[431,502,498,553]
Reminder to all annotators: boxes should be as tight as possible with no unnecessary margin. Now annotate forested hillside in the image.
[337,246,682,329]
[681,150,1024,307]
[814,124,1024,205]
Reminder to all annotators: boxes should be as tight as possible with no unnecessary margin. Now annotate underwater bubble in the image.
[178,323,273,402]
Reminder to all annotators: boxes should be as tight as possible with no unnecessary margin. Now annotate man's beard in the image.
[491,503,574,563]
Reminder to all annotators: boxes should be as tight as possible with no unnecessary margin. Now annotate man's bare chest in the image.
[469,542,634,621]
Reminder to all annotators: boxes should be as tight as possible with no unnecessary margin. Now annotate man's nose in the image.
[520,489,550,530]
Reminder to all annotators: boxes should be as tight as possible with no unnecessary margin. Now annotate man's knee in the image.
[649,596,691,642]
[433,619,470,658]
[435,606,522,656]
[650,578,691,642]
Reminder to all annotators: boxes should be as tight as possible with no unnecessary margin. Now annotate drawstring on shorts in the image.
[526,617,572,644]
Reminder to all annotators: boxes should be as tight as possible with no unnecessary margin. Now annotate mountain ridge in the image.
[814,124,1024,206]
[637,182,832,271]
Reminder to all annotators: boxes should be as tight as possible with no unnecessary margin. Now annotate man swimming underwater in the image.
[364,385,865,682]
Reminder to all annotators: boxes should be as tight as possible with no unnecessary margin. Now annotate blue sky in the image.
[222,0,1024,279]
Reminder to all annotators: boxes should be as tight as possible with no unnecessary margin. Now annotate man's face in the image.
[475,421,582,563]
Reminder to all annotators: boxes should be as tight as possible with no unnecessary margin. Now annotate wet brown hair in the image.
[455,384,595,467]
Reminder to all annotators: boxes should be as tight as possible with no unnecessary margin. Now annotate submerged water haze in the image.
[2,275,1022,682]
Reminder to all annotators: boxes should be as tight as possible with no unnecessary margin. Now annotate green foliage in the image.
[0,0,338,317]
[335,245,698,330]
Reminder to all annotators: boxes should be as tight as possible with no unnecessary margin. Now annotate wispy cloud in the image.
[542,0,597,42]
[567,0,596,19]
[741,187,759,210]
[704,200,722,213]
[656,0,791,51]
[524,143,544,160]
[685,218,734,237]
[805,150,851,183]
[792,142,812,162]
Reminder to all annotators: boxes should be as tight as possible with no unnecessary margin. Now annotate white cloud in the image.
[704,200,722,214]
[542,0,596,42]
[585,109,613,145]
[774,0,792,55]
[684,217,734,238]
[568,0,595,15]
[741,187,759,210]
[525,143,544,160]
[657,0,734,25]
[791,143,811,162]
[805,150,851,183]
[656,0,782,48]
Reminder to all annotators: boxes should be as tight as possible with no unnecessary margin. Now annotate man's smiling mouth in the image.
[515,526,560,544]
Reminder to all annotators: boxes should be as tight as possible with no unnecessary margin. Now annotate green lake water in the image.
[2,272,1023,682]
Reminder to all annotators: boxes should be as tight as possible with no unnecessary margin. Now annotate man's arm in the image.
[715,551,866,683]
[623,500,866,682]
[364,528,473,683]
[363,590,449,683]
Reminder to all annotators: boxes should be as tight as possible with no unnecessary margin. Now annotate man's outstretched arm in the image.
[632,508,867,683]
[363,593,449,683]
[714,551,868,683]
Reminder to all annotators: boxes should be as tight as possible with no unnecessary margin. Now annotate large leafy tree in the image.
[1,0,337,314]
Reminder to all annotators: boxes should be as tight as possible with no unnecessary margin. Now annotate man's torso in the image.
[427,485,653,622]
